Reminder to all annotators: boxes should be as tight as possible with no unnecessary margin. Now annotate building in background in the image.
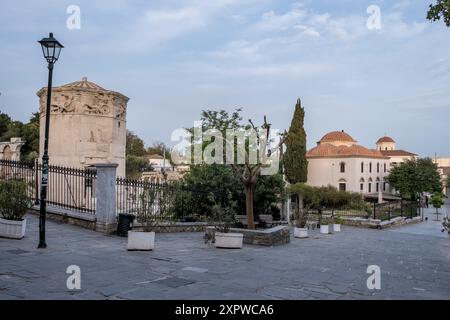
[375,136,418,166]
[37,77,128,177]
[433,158,450,196]
[306,131,391,194]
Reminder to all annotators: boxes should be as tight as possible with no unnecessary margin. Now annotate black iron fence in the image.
[116,177,227,222]
[0,159,96,213]
[300,200,420,222]
[372,200,419,221]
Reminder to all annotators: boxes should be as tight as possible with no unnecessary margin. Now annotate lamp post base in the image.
[37,242,47,249]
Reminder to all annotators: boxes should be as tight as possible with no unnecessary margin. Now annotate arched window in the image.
[377,163,380,173]
[360,178,365,192]
[369,162,372,173]
[384,163,387,173]
[340,162,346,173]
[361,162,364,173]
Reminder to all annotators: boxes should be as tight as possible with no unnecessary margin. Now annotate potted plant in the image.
[127,185,172,251]
[292,205,308,238]
[204,196,243,249]
[431,192,445,221]
[319,216,331,234]
[333,217,343,232]
[0,180,32,239]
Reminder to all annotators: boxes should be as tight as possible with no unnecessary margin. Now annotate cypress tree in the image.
[284,98,308,184]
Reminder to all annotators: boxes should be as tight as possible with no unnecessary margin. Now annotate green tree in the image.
[427,0,450,27]
[0,111,40,161]
[126,130,146,156]
[0,112,12,137]
[283,98,308,184]
[431,192,445,215]
[186,109,286,229]
[126,155,153,179]
[182,164,285,219]
[387,158,442,200]
[20,113,40,161]
[147,141,173,165]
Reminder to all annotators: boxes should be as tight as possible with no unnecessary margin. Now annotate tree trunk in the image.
[245,185,255,230]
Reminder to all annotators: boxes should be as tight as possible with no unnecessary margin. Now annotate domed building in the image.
[375,136,417,166]
[306,130,391,194]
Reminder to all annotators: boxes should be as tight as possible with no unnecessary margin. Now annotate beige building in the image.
[37,77,129,177]
[306,131,391,194]
[375,136,418,166]
[432,158,450,195]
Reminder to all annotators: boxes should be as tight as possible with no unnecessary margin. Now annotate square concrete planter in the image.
[0,218,27,239]
[320,224,330,234]
[127,231,155,251]
[333,224,341,232]
[214,232,243,249]
[294,227,308,238]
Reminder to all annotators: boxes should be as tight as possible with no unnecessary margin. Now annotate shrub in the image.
[0,180,32,221]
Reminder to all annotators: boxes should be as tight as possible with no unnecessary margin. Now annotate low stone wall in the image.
[206,225,290,246]
[29,206,96,230]
[132,222,209,233]
[341,216,422,229]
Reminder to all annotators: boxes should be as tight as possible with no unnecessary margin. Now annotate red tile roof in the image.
[319,131,356,144]
[379,150,417,157]
[376,136,395,144]
[307,144,388,159]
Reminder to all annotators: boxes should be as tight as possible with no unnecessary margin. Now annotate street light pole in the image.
[37,33,64,249]
[38,62,53,249]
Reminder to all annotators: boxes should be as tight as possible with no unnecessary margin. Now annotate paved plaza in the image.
[1,203,449,300]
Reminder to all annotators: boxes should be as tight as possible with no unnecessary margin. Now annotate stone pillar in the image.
[95,163,118,234]
[286,197,291,224]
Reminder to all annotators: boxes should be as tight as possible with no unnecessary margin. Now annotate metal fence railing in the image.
[116,177,228,222]
[0,159,97,214]
[295,200,420,222]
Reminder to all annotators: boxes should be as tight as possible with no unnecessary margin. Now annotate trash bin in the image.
[117,213,135,237]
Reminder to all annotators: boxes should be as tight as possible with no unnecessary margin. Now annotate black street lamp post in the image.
[37,33,63,249]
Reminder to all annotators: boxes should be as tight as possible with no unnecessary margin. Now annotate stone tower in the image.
[37,77,128,177]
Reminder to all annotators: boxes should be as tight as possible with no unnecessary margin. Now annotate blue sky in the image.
[0,0,449,156]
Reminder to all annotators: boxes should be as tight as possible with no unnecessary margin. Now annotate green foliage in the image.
[386,158,442,200]
[283,99,308,184]
[427,0,450,27]
[137,185,174,231]
[181,164,285,218]
[431,192,444,209]
[288,184,366,212]
[0,180,33,221]
[126,130,146,157]
[0,111,40,161]
[126,155,153,179]
[147,141,173,165]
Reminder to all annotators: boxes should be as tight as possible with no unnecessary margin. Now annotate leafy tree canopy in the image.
[386,158,442,200]
[427,0,450,27]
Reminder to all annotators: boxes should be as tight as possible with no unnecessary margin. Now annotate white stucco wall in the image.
[307,157,391,194]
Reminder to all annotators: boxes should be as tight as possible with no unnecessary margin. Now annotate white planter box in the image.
[333,224,341,232]
[127,231,155,251]
[215,232,243,249]
[294,227,308,238]
[0,218,26,239]
[320,224,329,234]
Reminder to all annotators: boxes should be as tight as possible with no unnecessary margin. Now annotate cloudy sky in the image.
[0,0,449,156]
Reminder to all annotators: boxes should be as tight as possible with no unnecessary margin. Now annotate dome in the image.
[319,130,357,144]
[376,136,395,144]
